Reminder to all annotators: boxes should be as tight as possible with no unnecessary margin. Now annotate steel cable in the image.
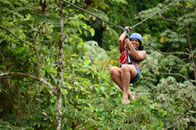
[63,0,178,30]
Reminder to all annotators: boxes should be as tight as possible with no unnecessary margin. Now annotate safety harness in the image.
[119,28,141,68]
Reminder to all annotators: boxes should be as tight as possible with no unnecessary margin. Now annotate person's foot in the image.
[128,92,135,101]
[122,97,130,104]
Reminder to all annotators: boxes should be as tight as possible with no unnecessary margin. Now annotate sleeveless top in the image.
[119,40,141,70]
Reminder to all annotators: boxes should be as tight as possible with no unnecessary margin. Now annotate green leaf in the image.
[89,28,95,36]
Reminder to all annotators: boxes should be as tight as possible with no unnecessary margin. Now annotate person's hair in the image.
[129,33,144,50]
[138,42,144,50]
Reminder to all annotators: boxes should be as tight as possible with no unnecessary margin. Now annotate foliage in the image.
[0,0,195,129]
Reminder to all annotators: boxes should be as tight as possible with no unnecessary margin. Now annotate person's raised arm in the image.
[125,39,146,61]
[119,26,132,53]
[119,31,126,53]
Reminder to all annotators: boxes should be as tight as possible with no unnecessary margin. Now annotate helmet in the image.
[129,33,142,44]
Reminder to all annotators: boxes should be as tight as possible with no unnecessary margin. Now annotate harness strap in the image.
[126,46,132,64]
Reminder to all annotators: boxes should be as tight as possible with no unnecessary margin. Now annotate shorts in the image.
[130,66,141,83]
[119,64,142,84]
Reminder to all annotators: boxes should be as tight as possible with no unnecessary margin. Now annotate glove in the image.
[124,26,132,40]
[125,26,132,33]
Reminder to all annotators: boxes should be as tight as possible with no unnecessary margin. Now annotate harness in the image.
[119,29,143,84]
[125,31,132,64]
[119,38,141,70]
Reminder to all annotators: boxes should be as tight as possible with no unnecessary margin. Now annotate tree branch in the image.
[0,25,33,47]
[161,51,193,57]
[142,125,146,130]
[33,22,45,78]
[159,72,189,81]
[186,26,196,80]
[158,72,194,85]
[33,22,45,42]
[164,113,187,130]
[0,72,57,95]
[162,17,177,22]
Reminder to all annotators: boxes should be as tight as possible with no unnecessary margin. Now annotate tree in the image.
[0,0,195,129]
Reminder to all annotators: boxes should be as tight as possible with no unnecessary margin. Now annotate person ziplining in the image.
[63,0,178,104]
[110,27,146,104]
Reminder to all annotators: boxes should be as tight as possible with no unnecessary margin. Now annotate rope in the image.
[63,0,178,30]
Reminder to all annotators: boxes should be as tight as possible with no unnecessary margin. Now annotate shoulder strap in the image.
[126,46,132,64]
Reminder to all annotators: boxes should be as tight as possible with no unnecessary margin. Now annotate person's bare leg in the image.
[121,65,138,104]
[110,66,136,104]
[121,65,131,104]
[109,67,123,90]
[110,67,133,96]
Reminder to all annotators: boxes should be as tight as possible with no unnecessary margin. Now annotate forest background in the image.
[0,0,195,129]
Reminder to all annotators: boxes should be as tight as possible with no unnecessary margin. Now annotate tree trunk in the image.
[56,0,65,129]
[187,27,196,80]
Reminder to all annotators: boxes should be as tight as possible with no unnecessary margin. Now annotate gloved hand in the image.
[124,26,132,39]
[125,26,132,32]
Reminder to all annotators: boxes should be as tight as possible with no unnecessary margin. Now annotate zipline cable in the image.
[62,0,125,31]
[63,0,178,31]
[131,0,178,29]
